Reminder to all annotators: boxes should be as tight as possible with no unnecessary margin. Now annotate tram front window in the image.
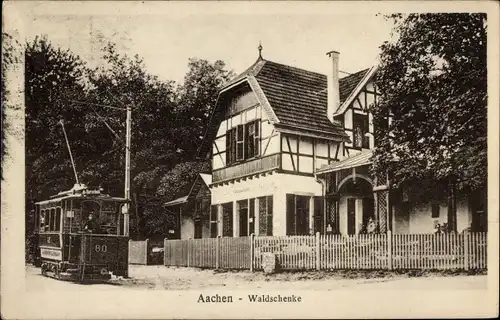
[80,201,118,235]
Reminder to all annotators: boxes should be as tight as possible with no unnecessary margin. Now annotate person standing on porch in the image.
[366,217,376,234]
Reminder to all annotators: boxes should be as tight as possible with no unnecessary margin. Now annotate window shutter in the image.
[286,194,296,235]
[249,198,255,235]
[222,203,233,237]
[314,196,324,233]
[210,205,218,238]
[245,122,254,159]
[258,197,267,235]
[266,196,273,236]
[226,129,232,165]
[236,125,244,161]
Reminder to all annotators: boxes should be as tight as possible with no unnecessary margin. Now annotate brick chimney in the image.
[326,50,340,122]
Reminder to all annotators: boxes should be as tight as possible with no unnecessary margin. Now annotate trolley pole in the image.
[123,105,132,237]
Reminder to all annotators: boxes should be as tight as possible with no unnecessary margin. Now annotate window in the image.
[210,205,218,238]
[353,113,369,149]
[431,203,440,218]
[55,207,61,231]
[238,200,249,237]
[40,210,46,232]
[226,120,260,165]
[286,194,310,235]
[236,125,245,161]
[245,121,260,159]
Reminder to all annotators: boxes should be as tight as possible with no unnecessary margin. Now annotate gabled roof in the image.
[163,173,212,207]
[198,57,372,157]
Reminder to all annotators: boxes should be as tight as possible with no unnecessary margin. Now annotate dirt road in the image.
[25,265,487,291]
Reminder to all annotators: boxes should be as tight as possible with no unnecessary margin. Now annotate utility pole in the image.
[123,105,132,237]
[59,120,80,185]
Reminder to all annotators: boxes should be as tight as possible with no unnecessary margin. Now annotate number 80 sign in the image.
[94,244,107,252]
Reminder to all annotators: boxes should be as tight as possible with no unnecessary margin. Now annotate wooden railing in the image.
[163,232,487,271]
[212,153,280,183]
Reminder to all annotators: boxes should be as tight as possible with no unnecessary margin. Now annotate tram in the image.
[34,183,129,282]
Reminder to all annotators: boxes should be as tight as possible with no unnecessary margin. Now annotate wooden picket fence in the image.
[164,236,252,269]
[163,232,487,271]
[128,239,149,265]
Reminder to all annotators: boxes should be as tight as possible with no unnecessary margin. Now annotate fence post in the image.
[387,230,393,270]
[315,232,321,270]
[216,236,221,270]
[464,231,469,270]
[163,238,167,266]
[250,234,255,272]
[128,239,132,264]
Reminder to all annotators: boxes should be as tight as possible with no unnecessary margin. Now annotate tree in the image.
[25,36,92,200]
[371,13,487,193]
[175,58,235,158]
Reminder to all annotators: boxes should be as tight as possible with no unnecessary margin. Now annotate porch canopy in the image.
[316,149,373,174]
[164,195,188,207]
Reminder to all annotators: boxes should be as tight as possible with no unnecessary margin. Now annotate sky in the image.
[21,2,395,83]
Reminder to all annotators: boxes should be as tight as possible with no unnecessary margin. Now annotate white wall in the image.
[180,216,194,239]
[211,172,323,236]
[405,196,471,234]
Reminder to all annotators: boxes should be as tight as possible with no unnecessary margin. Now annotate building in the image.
[169,48,487,238]
[164,173,212,239]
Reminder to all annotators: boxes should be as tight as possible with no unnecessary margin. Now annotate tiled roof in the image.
[339,69,370,104]
[316,149,373,173]
[246,59,368,137]
[164,173,212,207]
[197,58,371,157]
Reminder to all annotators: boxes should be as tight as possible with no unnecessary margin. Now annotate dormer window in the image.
[226,120,260,165]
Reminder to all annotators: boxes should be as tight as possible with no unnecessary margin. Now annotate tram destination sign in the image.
[40,248,62,260]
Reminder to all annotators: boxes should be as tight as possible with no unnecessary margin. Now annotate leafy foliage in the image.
[24,36,233,239]
[371,13,487,191]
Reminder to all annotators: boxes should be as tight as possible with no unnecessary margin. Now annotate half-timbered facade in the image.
[316,55,487,236]
[169,49,486,238]
[193,49,375,237]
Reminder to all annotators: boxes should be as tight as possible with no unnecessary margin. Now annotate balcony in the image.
[212,153,281,183]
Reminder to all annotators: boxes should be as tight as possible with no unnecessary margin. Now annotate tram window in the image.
[55,208,61,231]
[45,210,51,231]
[40,210,46,232]
[50,209,56,231]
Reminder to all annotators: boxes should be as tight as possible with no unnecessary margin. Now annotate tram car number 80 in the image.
[34,186,130,283]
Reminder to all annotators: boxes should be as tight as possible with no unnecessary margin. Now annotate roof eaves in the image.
[247,75,280,124]
[274,123,348,142]
[164,195,189,207]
